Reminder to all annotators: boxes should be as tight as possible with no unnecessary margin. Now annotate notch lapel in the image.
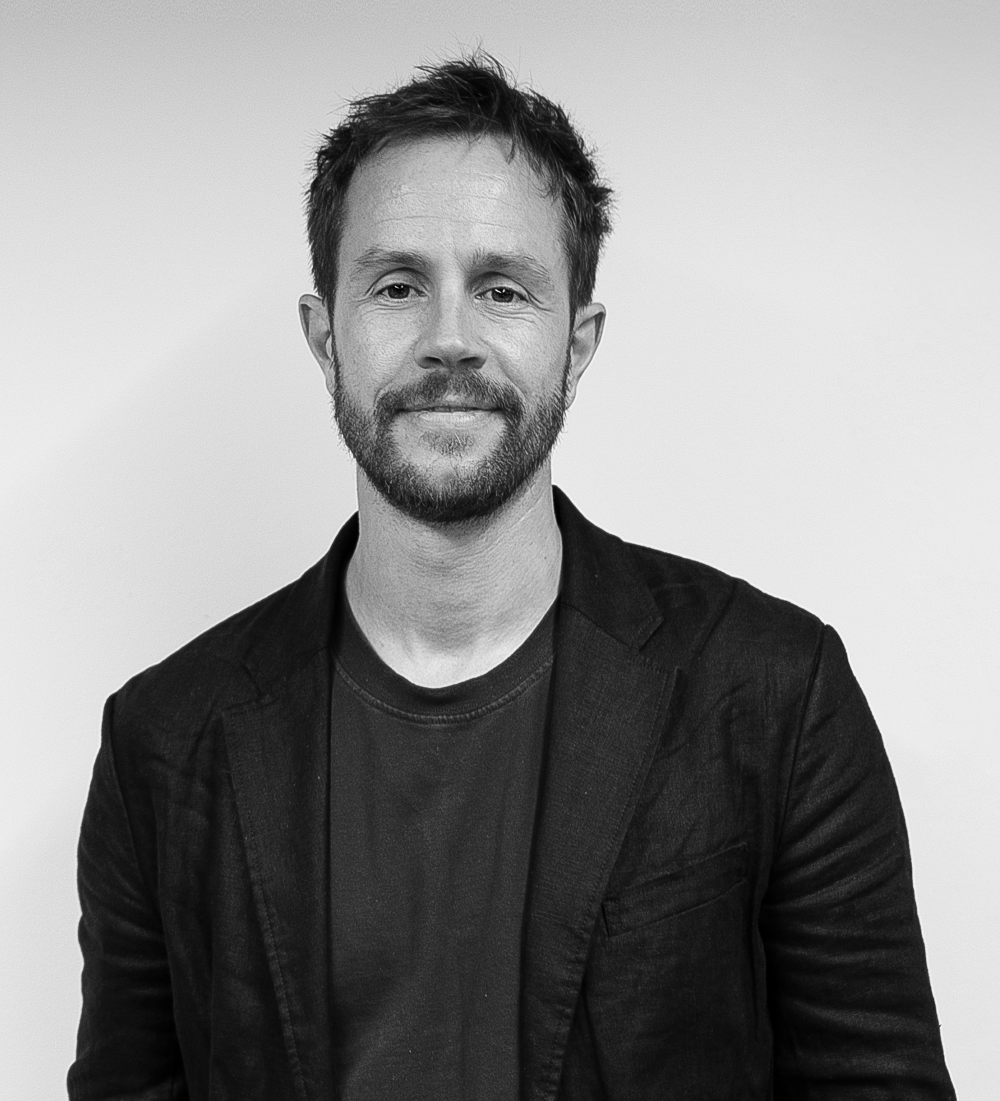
[217,518,355,1098]
[517,489,699,1100]
[224,652,333,1101]
[521,604,678,1101]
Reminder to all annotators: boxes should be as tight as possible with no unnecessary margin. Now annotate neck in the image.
[345,466,562,687]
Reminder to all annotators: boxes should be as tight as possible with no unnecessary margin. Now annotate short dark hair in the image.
[306,52,614,316]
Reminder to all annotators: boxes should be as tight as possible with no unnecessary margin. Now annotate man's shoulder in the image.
[629,536,822,627]
[622,534,827,675]
[555,489,828,677]
[112,551,334,736]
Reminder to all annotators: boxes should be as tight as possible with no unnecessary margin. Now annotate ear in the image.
[564,301,606,409]
[298,294,335,393]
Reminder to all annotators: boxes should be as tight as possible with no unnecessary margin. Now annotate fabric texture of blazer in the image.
[70,488,954,1099]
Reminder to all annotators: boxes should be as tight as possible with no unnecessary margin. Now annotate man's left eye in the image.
[486,286,520,304]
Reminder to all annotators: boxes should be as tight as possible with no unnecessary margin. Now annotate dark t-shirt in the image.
[328,589,556,1101]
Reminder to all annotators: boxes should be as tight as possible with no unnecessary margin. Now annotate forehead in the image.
[339,136,568,280]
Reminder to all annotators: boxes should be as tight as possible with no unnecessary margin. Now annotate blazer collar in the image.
[239,513,358,698]
[552,486,664,649]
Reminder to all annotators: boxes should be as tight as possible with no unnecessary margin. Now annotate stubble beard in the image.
[331,347,571,524]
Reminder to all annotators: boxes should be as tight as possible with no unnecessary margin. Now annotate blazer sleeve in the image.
[760,625,955,1099]
[68,693,189,1100]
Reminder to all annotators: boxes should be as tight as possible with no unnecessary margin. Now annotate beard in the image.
[331,349,571,524]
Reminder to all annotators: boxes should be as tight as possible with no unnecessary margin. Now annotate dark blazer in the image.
[70,489,954,1100]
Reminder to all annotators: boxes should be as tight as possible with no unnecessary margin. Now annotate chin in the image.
[368,460,538,526]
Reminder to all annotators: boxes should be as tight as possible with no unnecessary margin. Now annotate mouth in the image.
[405,404,496,413]
[398,405,500,431]
[404,405,498,420]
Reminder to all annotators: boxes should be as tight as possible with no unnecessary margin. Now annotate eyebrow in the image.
[350,248,425,276]
[470,250,557,295]
[349,246,558,295]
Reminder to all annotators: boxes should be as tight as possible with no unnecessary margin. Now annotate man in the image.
[70,55,954,1100]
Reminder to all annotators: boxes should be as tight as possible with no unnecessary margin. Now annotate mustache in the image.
[374,372,525,426]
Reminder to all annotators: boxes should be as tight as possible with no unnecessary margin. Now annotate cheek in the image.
[334,308,410,391]
[491,324,569,394]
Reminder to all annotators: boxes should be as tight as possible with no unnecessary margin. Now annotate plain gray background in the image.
[2,1,997,1095]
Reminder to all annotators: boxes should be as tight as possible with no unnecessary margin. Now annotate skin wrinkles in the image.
[366,161,541,212]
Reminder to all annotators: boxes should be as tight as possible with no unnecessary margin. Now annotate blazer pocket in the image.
[602,842,748,937]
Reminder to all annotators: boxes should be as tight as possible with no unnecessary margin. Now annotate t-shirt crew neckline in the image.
[333,582,559,723]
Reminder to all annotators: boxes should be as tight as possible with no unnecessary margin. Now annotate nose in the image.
[414,289,487,372]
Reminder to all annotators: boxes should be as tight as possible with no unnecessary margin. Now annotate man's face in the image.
[318,135,600,523]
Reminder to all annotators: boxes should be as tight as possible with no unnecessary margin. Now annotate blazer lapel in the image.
[520,490,682,1100]
[221,520,357,1100]
[521,609,678,1101]
[224,654,334,1101]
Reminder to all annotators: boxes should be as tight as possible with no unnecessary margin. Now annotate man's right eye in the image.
[379,283,413,300]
